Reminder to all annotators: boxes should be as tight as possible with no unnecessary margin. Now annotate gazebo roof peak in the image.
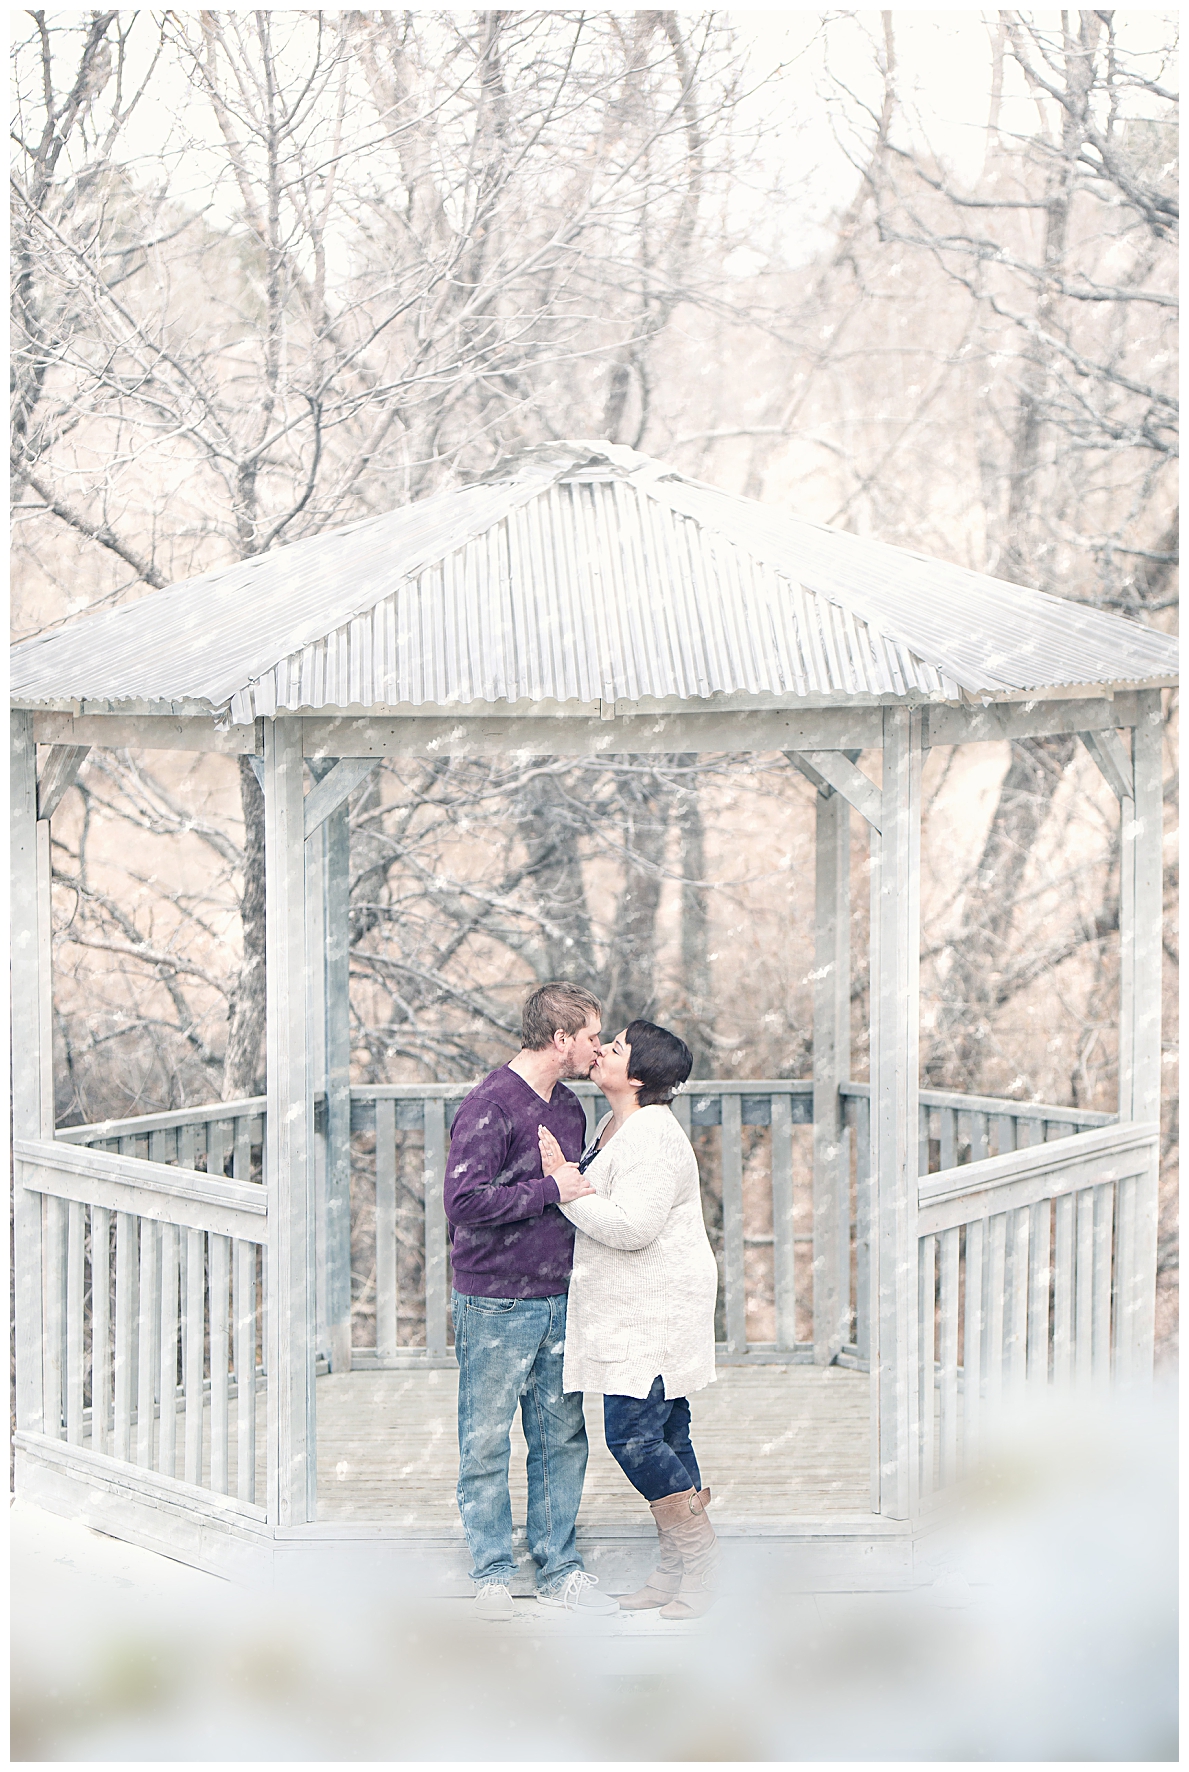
[11,439,1177,724]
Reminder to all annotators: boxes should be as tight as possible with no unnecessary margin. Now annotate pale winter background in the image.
[11,11,1178,1368]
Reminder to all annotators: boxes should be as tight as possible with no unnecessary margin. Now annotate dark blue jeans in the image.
[603,1376,702,1502]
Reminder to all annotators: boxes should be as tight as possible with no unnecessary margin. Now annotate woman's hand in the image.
[538,1126,595,1204]
[537,1125,567,1175]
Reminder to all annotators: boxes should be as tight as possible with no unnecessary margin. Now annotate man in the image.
[444,980,618,1621]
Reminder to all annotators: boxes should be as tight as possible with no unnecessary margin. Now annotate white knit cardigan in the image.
[559,1103,718,1400]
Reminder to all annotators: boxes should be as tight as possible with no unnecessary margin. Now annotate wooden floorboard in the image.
[315,1363,873,1527]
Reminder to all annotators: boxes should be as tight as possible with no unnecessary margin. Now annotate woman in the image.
[537,1018,719,1620]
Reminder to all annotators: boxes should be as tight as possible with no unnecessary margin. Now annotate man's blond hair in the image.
[521,981,602,1051]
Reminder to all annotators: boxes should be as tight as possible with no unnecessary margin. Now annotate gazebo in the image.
[10,439,1174,1589]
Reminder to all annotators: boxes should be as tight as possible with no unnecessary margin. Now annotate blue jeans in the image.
[452,1289,588,1592]
[603,1376,702,1502]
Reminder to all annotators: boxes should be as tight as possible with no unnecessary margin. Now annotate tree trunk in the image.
[514,766,600,993]
[222,756,267,1099]
[923,734,1078,1087]
[674,757,712,1073]
[602,768,673,1030]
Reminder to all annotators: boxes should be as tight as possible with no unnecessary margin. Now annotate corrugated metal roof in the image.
[11,440,1177,721]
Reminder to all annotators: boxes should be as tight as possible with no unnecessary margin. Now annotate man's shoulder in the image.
[463,1065,513,1101]
[452,1069,514,1127]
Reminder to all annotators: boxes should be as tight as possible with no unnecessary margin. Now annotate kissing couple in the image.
[442,980,720,1622]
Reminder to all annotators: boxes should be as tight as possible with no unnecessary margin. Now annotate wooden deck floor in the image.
[315,1363,873,1527]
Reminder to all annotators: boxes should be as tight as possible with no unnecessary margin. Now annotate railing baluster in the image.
[375,1099,398,1360]
[1006,1208,1030,1390]
[43,1196,67,1438]
[962,1218,984,1467]
[184,1229,206,1486]
[178,1123,198,1171]
[770,1092,796,1352]
[994,1114,1015,1158]
[918,1234,936,1498]
[234,1116,252,1180]
[938,1227,960,1484]
[671,1094,692,1140]
[985,1212,1008,1412]
[970,1113,990,1163]
[1112,1172,1137,1381]
[90,1206,111,1457]
[136,1221,160,1468]
[113,1211,135,1461]
[158,1223,179,1478]
[1052,1193,1076,1387]
[1091,1182,1114,1393]
[855,1096,872,1365]
[65,1201,85,1444]
[918,1104,931,1176]
[234,1240,257,1506]
[1027,1200,1051,1384]
[720,1094,746,1354]
[1074,1189,1095,1391]
[423,1100,448,1357]
[939,1109,957,1174]
[215,1120,234,1179]
[209,1234,231,1495]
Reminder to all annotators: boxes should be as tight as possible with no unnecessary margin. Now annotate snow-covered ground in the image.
[10,1387,1177,1762]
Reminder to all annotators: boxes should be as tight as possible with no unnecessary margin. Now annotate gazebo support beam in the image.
[321,802,353,1373]
[303,705,885,762]
[303,756,377,837]
[813,787,852,1365]
[1079,728,1134,801]
[263,717,317,1525]
[870,707,923,1520]
[789,750,881,832]
[11,712,53,1434]
[1116,690,1163,1381]
[36,744,90,821]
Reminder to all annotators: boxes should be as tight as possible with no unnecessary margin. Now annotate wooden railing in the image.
[841,1085,1115,1374]
[41,1083,1125,1430]
[57,1097,266,1180]
[344,1080,816,1366]
[21,1099,268,1512]
[914,1118,1157,1502]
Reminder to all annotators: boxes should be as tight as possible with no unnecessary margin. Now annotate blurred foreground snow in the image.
[11,1383,1176,1761]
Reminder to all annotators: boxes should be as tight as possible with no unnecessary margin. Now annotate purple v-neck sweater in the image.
[444,1064,589,1298]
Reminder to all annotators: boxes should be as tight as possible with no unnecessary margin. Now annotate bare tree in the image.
[12,8,749,1100]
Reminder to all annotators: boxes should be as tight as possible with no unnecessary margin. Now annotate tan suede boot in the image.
[618,1487,711,1612]
[658,1488,719,1620]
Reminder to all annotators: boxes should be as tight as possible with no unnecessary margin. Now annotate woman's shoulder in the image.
[632,1104,693,1150]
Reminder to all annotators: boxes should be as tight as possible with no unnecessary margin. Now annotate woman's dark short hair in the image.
[624,1019,693,1107]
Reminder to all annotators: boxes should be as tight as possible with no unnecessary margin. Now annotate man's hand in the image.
[538,1125,594,1203]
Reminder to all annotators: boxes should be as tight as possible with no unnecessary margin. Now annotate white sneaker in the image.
[537,1570,619,1615]
[474,1583,515,1622]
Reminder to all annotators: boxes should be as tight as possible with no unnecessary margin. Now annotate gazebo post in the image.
[812,785,852,1364]
[1116,689,1164,1381]
[305,819,329,1366]
[11,711,51,1434]
[869,707,923,1520]
[263,716,318,1524]
[321,801,353,1373]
